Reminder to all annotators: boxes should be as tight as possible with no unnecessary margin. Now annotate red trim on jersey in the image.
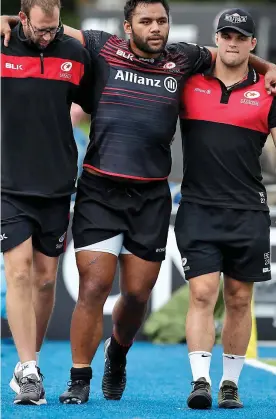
[83,164,168,181]
[100,100,149,109]
[102,92,174,105]
[100,50,184,75]
[1,54,84,85]
[106,86,176,101]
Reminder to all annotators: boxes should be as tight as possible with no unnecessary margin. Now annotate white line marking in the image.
[245,359,276,375]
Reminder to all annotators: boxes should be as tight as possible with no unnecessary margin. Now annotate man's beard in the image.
[25,28,50,49]
[132,29,168,54]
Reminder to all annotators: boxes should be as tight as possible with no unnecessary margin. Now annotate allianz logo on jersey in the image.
[114,70,177,93]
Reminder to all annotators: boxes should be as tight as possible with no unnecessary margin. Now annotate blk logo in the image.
[5,63,23,70]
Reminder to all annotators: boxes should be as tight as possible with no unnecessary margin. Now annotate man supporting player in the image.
[1,0,90,405]
[176,8,276,410]
[1,0,276,405]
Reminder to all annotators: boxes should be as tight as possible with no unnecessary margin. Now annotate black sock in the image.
[70,367,92,384]
[108,335,132,362]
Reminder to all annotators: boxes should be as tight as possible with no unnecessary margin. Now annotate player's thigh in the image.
[76,249,118,300]
[32,249,59,284]
[3,238,33,284]
[119,253,161,297]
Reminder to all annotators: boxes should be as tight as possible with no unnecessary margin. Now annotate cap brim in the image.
[216,26,253,37]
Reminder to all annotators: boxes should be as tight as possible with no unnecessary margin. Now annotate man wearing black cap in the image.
[176,8,276,410]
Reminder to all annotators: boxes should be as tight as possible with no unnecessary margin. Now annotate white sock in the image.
[13,361,22,377]
[219,353,245,388]
[21,360,39,379]
[188,351,212,385]
[36,352,40,367]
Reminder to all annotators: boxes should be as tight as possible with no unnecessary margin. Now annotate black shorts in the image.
[174,202,271,282]
[72,171,172,261]
[1,193,71,257]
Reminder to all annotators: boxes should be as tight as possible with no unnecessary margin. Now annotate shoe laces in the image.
[221,384,238,400]
[36,367,44,381]
[191,379,209,392]
[67,380,88,391]
[19,376,40,393]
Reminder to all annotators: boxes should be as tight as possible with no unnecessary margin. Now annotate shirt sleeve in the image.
[81,30,112,54]
[268,98,276,130]
[176,42,212,74]
[73,48,93,114]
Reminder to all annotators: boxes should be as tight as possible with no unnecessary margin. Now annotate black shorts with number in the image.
[72,171,172,262]
[1,193,71,256]
[174,202,271,282]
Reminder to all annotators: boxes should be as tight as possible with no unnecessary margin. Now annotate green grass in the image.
[262,359,276,366]
[79,121,90,136]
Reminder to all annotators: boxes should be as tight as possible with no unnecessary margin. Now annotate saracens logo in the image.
[61,62,73,72]
[163,62,176,69]
[244,91,260,99]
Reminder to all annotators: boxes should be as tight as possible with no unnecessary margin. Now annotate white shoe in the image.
[9,362,22,394]
[10,362,47,404]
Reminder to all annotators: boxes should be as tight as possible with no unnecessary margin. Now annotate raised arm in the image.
[63,25,84,44]
[1,15,84,45]
[248,54,276,95]
[1,15,19,46]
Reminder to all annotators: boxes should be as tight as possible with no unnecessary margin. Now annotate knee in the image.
[78,271,113,305]
[8,269,30,287]
[6,259,32,288]
[35,273,56,293]
[33,264,57,292]
[225,290,252,313]
[190,284,217,309]
[123,284,153,305]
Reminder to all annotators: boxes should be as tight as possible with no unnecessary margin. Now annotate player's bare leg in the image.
[60,250,117,404]
[102,254,161,400]
[218,276,253,409]
[186,272,220,409]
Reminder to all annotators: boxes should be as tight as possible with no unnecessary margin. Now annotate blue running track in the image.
[1,341,276,419]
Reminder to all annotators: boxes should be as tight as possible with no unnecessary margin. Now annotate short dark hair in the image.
[21,0,61,17]
[124,0,170,23]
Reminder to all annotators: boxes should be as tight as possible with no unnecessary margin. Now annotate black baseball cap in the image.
[216,8,255,37]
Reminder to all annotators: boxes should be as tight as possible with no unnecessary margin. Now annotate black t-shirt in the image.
[1,25,92,197]
[81,30,212,180]
[180,66,276,211]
